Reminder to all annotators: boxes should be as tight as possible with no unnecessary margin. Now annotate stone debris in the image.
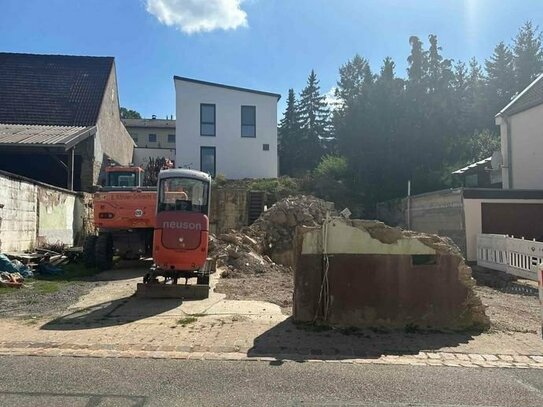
[245,195,336,255]
[209,195,336,277]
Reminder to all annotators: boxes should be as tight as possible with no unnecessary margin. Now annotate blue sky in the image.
[1,0,542,118]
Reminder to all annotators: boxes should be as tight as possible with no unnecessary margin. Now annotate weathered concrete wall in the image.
[0,172,37,252]
[94,63,135,186]
[210,188,249,234]
[293,218,488,330]
[0,171,92,252]
[377,189,466,255]
[37,189,75,247]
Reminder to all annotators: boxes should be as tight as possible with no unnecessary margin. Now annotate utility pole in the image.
[407,180,411,229]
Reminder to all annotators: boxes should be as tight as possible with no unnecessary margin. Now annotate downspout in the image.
[504,115,513,189]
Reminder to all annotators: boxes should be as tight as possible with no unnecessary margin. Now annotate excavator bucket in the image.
[135,258,215,300]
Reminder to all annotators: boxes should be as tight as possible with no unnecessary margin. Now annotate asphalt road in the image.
[1,356,543,407]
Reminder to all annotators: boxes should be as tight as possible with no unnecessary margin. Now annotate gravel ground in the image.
[473,284,541,333]
[216,272,542,327]
[0,279,103,318]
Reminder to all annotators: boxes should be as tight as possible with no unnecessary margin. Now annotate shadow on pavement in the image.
[90,267,148,282]
[40,295,183,330]
[247,317,482,361]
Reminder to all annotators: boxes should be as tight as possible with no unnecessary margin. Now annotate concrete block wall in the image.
[377,189,467,255]
[0,171,91,252]
[210,188,249,234]
[0,173,38,252]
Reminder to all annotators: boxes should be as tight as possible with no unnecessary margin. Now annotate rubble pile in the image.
[209,195,335,277]
[209,232,288,278]
[245,195,336,255]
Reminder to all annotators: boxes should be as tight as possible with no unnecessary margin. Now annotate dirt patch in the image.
[215,268,294,314]
[474,284,541,333]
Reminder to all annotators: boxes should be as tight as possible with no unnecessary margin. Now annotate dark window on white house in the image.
[168,134,175,143]
[263,144,269,151]
[200,146,216,177]
[148,133,157,142]
[241,106,256,138]
[200,104,216,136]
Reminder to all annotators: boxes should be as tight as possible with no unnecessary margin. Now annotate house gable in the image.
[0,52,113,126]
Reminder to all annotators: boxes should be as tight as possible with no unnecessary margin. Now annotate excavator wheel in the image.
[82,235,98,268]
[95,233,114,271]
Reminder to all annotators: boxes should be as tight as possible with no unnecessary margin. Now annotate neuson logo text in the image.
[163,221,202,231]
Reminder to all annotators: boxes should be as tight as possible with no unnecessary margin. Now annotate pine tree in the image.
[407,36,427,91]
[278,89,302,175]
[513,21,543,91]
[452,61,470,137]
[298,70,330,170]
[486,42,515,99]
[335,54,371,111]
[380,57,395,81]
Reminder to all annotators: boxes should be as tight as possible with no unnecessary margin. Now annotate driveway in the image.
[0,264,541,369]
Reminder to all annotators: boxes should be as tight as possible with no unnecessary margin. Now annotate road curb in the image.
[0,345,542,369]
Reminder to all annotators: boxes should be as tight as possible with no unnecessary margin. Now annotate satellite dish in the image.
[491,151,503,170]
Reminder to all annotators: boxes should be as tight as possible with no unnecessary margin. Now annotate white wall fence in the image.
[477,234,543,281]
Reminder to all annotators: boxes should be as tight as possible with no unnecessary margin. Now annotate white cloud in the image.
[146,0,248,34]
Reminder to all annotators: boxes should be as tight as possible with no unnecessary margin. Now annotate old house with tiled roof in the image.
[0,52,134,191]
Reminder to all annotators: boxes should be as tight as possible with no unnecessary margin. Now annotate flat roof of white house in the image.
[174,75,281,100]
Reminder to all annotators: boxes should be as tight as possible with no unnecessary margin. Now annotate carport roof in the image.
[0,123,95,151]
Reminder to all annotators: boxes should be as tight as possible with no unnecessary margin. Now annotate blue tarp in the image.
[0,253,33,278]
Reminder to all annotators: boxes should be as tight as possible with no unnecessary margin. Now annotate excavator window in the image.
[107,171,141,187]
[158,177,209,214]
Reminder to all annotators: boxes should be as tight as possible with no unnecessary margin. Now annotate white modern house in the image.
[174,76,281,179]
[496,73,543,189]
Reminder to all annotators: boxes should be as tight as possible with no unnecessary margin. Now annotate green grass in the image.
[177,316,198,327]
[32,280,66,294]
[0,286,17,296]
[0,261,99,297]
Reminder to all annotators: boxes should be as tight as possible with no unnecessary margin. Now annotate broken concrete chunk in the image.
[294,217,490,331]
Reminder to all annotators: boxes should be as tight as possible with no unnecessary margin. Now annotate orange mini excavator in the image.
[136,168,214,299]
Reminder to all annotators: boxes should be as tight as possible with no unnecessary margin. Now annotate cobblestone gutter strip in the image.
[0,343,542,369]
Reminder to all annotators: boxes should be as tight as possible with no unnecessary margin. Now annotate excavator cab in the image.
[104,165,144,188]
[136,169,213,299]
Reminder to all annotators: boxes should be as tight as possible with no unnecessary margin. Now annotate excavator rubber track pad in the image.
[135,283,210,299]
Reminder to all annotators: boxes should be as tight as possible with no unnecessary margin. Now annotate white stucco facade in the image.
[497,74,543,189]
[498,103,543,189]
[174,77,280,179]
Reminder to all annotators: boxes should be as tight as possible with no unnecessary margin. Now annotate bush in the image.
[213,173,227,186]
[314,155,348,180]
[248,177,302,206]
